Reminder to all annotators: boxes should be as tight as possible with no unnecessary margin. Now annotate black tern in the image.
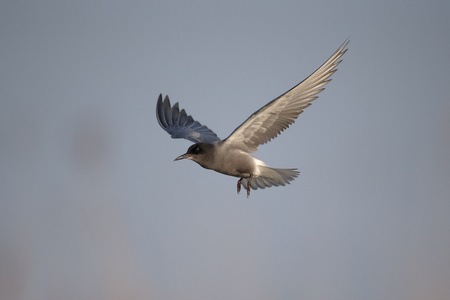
[157,40,348,197]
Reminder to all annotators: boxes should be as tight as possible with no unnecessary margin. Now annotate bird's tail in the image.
[241,166,300,190]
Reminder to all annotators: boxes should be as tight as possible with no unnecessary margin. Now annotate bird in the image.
[156,40,349,197]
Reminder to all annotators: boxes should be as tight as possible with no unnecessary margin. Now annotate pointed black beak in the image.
[174,153,191,161]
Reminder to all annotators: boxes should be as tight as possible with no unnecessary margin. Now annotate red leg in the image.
[237,178,242,194]
[246,176,252,198]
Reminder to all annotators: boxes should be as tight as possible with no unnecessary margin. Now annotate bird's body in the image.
[157,40,349,197]
[202,142,255,178]
[182,141,298,181]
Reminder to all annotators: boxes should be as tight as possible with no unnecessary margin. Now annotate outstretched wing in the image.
[156,94,221,143]
[223,39,349,153]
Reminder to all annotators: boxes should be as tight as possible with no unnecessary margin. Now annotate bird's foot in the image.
[246,177,252,198]
[237,177,252,198]
[237,178,242,194]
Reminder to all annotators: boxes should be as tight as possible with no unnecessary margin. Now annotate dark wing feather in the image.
[156,94,221,143]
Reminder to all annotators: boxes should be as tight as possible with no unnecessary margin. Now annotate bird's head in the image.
[174,143,214,167]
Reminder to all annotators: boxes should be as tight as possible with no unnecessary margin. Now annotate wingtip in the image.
[340,38,350,52]
[156,94,170,128]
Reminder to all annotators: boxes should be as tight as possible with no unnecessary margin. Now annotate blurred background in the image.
[1,1,449,299]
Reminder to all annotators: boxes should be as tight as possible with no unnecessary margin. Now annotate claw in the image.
[237,178,242,194]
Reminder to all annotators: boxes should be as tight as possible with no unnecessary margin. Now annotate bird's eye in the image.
[194,147,200,153]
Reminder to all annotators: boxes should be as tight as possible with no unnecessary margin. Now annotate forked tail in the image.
[241,166,300,190]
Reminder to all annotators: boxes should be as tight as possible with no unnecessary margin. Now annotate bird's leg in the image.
[237,178,242,194]
[246,176,252,198]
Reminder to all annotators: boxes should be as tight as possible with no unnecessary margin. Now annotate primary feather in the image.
[156,94,221,143]
[223,39,349,153]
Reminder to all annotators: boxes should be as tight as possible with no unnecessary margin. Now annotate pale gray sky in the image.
[1,1,449,299]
